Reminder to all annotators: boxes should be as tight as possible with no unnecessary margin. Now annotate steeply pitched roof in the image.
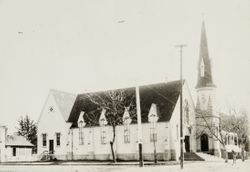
[6,134,33,147]
[196,21,216,89]
[68,80,182,128]
[51,89,77,121]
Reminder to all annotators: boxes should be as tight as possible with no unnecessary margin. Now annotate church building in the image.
[37,80,196,161]
[37,21,237,161]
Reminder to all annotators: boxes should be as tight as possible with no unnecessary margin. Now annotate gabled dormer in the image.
[123,108,132,125]
[77,111,86,128]
[99,109,107,126]
[148,103,159,123]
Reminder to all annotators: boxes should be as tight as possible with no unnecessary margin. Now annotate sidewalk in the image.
[0,160,180,166]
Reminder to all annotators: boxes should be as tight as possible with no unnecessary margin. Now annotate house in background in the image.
[0,125,34,162]
[37,80,196,161]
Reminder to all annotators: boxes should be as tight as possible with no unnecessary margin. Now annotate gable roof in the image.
[50,89,77,121]
[67,80,182,128]
[6,134,33,147]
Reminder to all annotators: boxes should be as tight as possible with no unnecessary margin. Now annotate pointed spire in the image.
[196,21,216,89]
[200,21,209,61]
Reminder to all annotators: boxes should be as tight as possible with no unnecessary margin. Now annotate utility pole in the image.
[175,44,187,169]
[136,86,144,167]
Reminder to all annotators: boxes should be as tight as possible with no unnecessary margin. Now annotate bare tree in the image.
[195,105,249,163]
[195,108,229,162]
[221,107,249,161]
[84,89,136,162]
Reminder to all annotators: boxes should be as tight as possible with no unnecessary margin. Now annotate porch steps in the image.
[195,152,225,162]
[184,152,204,161]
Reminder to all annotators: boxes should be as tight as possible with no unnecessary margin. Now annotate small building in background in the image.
[0,125,34,162]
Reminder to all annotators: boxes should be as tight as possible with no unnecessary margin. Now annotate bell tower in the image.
[196,21,220,156]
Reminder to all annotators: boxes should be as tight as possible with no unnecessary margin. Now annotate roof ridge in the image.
[49,88,76,96]
[77,80,181,96]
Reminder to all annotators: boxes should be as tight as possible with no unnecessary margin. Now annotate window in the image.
[49,106,54,113]
[200,59,205,77]
[176,125,179,139]
[124,117,130,143]
[42,134,47,147]
[234,136,237,145]
[79,121,84,145]
[100,127,106,144]
[150,121,157,142]
[122,108,131,144]
[184,100,190,125]
[56,133,61,146]
[225,136,227,145]
[13,148,16,156]
[100,118,106,144]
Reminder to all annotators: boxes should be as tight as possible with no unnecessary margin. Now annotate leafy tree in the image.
[16,115,37,153]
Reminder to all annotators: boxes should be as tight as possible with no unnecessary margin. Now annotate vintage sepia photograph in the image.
[0,0,249,171]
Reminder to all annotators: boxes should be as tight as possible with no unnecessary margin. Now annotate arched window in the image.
[123,116,130,143]
[100,119,106,144]
[148,104,159,142]
[149,114,158,142]
[123,108,131,144]
[184,100,190,125]
[200,58,205,77]
[99,109,107,144]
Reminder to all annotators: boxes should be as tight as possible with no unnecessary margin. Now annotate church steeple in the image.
[196,21,216,89]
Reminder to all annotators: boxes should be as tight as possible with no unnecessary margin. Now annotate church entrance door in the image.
[49,140,54,154]
[201,134,209,152]
[184,136,190,152]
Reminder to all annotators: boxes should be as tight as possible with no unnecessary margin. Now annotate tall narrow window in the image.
[148,104,159,143]
[150,121,157,142]
[79,121,84,145]
[56,133,61,146]
[13,147,16,156]
[124,117,130,143]
[184,100,190,125]
[99,109,107,144]
[176,125,179,139]
[100,119,106,144]
[200,58,205,77]
[234,136,237,145]
[42,133,47,147]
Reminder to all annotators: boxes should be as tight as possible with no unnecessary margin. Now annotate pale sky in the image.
[0,0,250,133]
